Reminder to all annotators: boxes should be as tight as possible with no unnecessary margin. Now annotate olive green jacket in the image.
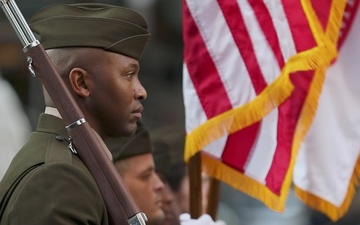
[0,113,109,225]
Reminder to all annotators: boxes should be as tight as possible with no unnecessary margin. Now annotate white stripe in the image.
[294,10,360,206]
[264,0,297,60]
[236,0,281,84]
[186,0,256,107]
[183,63,208,134]
[203,136,228,159]
[244,109,279,183]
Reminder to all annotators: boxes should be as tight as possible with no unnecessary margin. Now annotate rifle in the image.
[0,1,147,224]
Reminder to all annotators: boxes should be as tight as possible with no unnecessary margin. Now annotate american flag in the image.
[182,0,358,221]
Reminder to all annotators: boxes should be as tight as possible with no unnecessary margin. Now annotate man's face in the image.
[159,179,181,225]
[83,49,147,138]
[115,154,165,225]
[175,172,210,214]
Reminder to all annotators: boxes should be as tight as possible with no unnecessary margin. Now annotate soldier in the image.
[0,3,150,225]
[106,122,165,225]
[150,125,210,216]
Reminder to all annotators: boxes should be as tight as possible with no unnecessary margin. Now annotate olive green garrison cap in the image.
[29,3,150,60]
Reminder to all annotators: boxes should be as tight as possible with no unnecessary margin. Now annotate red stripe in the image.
[267,72,314,195]
[248,0,285,68]
[280,0,316,51]
[218,0,267,94]
[310,0,332,31]
[183,0,232,118]
[265,0,317,194]
[221,122,260,172]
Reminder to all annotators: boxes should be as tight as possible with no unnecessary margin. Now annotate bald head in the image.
[43,48,110,107]
[46,48,105,77]
[43,48,79,107]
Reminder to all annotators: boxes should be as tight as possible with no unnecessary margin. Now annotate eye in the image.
[140,170,153,181]
[124,72,135,79]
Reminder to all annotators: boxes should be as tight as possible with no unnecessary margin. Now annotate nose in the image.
[162,184,174,203]
[154,173,165,192]
[135,81,147,101]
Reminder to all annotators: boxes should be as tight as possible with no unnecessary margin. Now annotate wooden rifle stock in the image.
[0,1,147,224]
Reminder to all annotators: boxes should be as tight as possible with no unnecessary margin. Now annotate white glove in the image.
[180,213,227,225]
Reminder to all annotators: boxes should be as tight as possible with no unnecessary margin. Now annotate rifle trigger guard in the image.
[27,56,35,77]
[66,118,87,131]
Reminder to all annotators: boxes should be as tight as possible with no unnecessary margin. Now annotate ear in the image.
[68,68,90,97]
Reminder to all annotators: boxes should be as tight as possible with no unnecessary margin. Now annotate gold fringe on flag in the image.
[201,152,290,211]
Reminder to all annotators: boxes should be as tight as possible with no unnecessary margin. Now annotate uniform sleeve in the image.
[5,162,107,225]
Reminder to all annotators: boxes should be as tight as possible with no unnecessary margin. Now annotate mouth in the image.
[155,200,163,208]
[132,106,143,120]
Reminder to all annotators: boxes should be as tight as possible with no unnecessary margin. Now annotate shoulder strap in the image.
[0,163,43,220]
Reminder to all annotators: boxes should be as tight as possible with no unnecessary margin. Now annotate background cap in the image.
[151,125,187,190]
[106,121,153,162]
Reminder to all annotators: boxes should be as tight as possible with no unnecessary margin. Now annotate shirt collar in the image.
[45,107,62,118]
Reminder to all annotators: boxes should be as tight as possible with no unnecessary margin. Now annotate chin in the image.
[132,123,139,133]
[126,124,138,136]
[106,129,132,139]
[148,211,165,225]
[109,123,137,138]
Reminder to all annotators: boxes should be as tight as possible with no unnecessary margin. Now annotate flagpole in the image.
[206,177,220,220]
[188,152,202,218]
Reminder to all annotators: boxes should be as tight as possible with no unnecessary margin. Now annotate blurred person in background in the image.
[219,182,310,225]
[151,125,230,225]
[0,72,31,180]
[150,125,209,215]
[151,124,311,225]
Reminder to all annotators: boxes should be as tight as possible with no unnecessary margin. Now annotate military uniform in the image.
[0,113,108,224]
